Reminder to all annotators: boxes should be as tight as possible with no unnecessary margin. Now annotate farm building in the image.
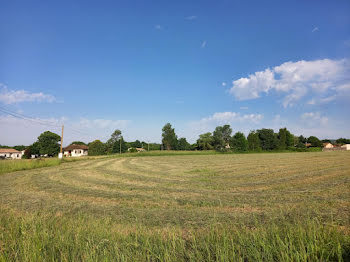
[63,144,88,157]
[0,148,23,159]
[341,144,350,150]
[323,143,334,149]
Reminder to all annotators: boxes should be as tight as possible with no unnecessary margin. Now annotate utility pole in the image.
[148,142,149,151]
[59,125,64,158]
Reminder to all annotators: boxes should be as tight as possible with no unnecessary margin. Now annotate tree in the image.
[23,142,39,159]
[213,125,232,150]
[177,137,191,150]
[106,130,122,153]
[162,123,178,150]
[336,138,350,145]
[231,132,248,151]
[298,135,307,144]
[278,128,287,150]
[285,130,294,147]
[13,145,26,151]
[112,136,128,153]
[89,140,106,156]
[197,133,214,150]
[69,141,87,146]
[308,136,322,147]
[257,129,278,150]
[37,131,61,156]
[130,140,142,148]
[247,131,261,151]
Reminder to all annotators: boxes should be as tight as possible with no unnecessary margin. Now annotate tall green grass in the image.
[0,210,348,261]
[0,158,83,175]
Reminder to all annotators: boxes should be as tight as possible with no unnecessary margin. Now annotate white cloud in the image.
[185,15,197,20]
[301,112,328,126]
[155,25,162,30]
[312,27,319,33]
[229,58,350,107]
[201,41,207,48]
[0,84,55,104]
[222,82,227,87]
[187,111,262,138]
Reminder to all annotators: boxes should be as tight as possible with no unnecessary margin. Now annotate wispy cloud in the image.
[185,15,197,20]
[154,24,162,30]
[301,112,328,126]
[201,40,207,48]
[312,27,319,33]
[221,82,227,87]
[0,84,56,104]
[228,58,350,107]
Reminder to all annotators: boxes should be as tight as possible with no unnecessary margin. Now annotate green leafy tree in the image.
[308,136,322,147]
[106,130,122,153]
[177,137,191,150]
[247,131,261,151]
[298,135,307,144]
[23,142,39,159]
[197,133,214,150]
[257,129,278,150]
[37,131,61,156]
[112,136,128,153]
[89,140,106,156]
[162,123,178,150]
[278,128,287,149]
[286,130,294,147]
[13,145,26,151]
[231,132,248,151]
[213,125,232,150]
[336,138,350,145]
[69,141,87,146]
[130,140,142,148]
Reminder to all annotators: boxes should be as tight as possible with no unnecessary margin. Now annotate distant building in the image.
[0,148,23,159]
[341,144,350,151]
[323,143,334,149]
[63,144,88,157]
[136,148,146,152]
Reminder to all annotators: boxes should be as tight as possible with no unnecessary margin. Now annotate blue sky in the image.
[1,0,350,145]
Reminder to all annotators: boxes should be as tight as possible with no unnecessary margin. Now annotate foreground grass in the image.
[1,210,349,261]
[0,151,349,261]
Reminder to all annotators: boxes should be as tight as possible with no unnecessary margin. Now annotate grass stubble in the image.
[0,151,349,261]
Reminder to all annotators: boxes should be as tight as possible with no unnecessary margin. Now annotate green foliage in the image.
[162,123,178,150]
[197,132,214,150]
[130,140,142,148]
[308,136,322,147]
[69,141,87,146]
[247,131,261,151]
[298,135,307,144]
[231,132,248,151]
[106,130,122,153]
[257,129,278,150]
[286,130,294,147]
[213,125,232,150]
[278,128,287,149]
[112,137,128,153]
[37,131,61,156]
[88,140,106,156]
[13,145,26,151]
[336,138,350,145]
[177,137,191,150]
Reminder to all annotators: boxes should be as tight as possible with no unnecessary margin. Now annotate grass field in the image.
[1,151,349,261]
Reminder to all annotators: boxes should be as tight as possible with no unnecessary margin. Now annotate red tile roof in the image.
[0,148,20,153]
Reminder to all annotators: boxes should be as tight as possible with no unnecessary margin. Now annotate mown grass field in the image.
[0,151,349,261]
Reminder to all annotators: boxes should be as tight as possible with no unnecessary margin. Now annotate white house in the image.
[323,143,334,149]
[0,148,23,159]
[63,144,88,157]
[341,144,350,151]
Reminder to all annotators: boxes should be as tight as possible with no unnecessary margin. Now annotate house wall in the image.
[64,149,88,157]
[0,152,23,159]
[324,143,334,148]
[341,144,350,150]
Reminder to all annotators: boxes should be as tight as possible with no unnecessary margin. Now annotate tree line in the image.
[2,124,350,158]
